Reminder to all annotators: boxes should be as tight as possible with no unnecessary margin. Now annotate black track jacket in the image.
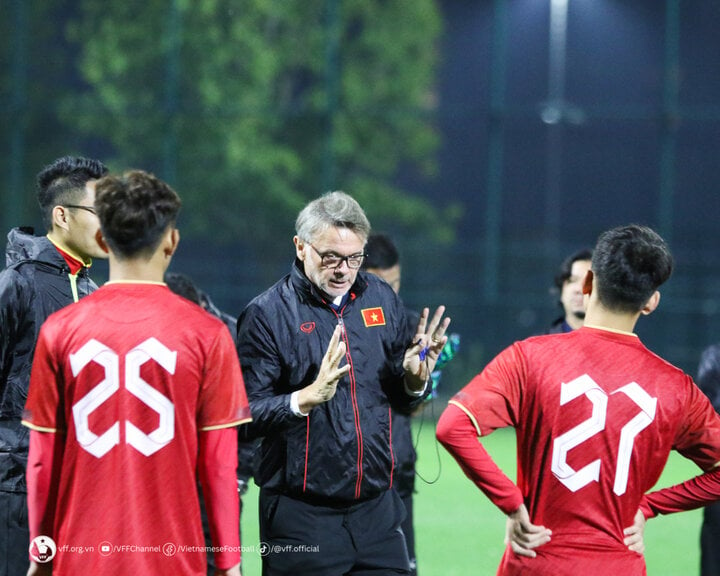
[237,259,423,504]
[0,228,97,492]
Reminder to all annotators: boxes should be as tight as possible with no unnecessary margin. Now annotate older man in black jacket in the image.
[0,156,107,576]
[237,191,450,576]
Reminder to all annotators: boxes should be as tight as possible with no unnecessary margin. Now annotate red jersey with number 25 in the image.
[452,326,720,576]
[23,283,251,575]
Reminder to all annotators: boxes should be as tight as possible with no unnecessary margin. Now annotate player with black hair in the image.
[0,155,108,576]
[547,248,593,333]
[23,170,250,575]
[439,224,720,575]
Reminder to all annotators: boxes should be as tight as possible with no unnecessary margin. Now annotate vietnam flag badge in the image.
[361,307,386,327]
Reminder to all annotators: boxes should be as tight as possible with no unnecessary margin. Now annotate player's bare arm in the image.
[403,305,451,391]
[297,325,350,413]
[504,503,552,558]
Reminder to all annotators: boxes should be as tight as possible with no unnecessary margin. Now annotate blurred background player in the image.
[364,233,403,294]
[164,271,239,344]
[164,270,256,576]
[23,170,250,575]
[0,156,108,576]
[363,232,459,576]
[547,249,592,333]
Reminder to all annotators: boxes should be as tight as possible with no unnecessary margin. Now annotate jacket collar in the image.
[290,258,368,307]
[5,227,68,271]
[46,236,89,275]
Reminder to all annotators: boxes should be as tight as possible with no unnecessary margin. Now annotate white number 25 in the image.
[70,338,177,459]
[550,374,657,496]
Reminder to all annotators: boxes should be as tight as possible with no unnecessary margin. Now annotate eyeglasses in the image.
[310,244,366,269]
[64,204,96,215]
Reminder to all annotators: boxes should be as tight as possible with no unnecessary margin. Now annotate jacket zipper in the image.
[68,272,80,303]
[335,311,365,499]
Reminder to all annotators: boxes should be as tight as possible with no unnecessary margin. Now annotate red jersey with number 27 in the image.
[23,283,251,575]
[451,326,720,576]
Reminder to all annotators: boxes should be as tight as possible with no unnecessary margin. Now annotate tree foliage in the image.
[64,0,460,252]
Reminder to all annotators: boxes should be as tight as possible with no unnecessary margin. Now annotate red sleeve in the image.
[198,427,241,570]
[26,430,65,545]
[436,403,523,514]
[198,327,251,430]
[451,343,524,435]
[640,466,720,519]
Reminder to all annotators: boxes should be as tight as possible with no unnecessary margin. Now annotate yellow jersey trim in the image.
[46,235,92,268]
[21,420,57,433]
[200,417,252,432]
[583,324,638,337]
[448,399,484,437]
[104,280,167,286]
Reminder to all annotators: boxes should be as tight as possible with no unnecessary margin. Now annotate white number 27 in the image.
[550,374,657,496]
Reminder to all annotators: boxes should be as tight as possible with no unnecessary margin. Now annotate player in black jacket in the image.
[237,191,450,576]
[696,343,720,576]
[0,156,107,576]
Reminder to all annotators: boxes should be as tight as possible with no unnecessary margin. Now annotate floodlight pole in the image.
[543,0,569,255]
[548,0,568,112]
[658,0,680,245]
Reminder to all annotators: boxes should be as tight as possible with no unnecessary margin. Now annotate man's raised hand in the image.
[297,325,351,413]
[403,306,451,391]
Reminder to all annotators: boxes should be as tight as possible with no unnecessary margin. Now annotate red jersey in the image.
[451,326,720,575]
[23,283,251,575]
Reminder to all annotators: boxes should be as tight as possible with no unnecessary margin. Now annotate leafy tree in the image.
[64,0,460,264]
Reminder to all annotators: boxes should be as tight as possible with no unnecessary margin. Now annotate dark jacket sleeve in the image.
[0,268,28,396]
[236,302,304,439]
[698,344,720,413]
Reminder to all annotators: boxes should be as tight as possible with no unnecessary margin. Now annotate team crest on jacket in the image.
[300,322,315,333]
[361,307,385,327]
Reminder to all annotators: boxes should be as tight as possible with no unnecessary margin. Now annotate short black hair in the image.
[164,272,201,305]
[36,156,108,231]
[363,233,400,270]
[592,224,673,313]
[95,170,182,259]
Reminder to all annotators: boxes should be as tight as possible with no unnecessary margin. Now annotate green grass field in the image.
[238,417,702,575]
